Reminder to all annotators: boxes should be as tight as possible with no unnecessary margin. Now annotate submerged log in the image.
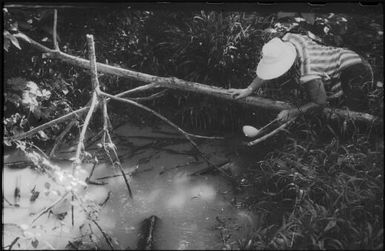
[14,33,382,125]
[137,215,159,250]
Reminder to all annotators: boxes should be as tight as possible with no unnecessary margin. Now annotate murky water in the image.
[3,122,256,250]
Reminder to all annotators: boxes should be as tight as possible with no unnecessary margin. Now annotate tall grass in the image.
[235,117,383,250]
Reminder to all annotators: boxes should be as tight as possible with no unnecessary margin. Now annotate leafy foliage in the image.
[237,119,383,250]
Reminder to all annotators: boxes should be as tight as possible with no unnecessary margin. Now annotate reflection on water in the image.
[3,122,256,250]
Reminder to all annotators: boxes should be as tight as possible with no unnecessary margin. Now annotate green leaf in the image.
[324,220,336,232]
[9,34,21,50]
[4,37,10,51]
[4,139,12,146]
[15,32,31,43]
[37,130,49,141]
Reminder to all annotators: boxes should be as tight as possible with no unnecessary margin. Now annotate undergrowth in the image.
[236,117,384,250]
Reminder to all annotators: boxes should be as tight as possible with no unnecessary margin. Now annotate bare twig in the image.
[87,34,101,91]
[117,82,159,97]
[189,160,230,176]
[73,34,101,163]
[130,89,167,101]
[85,160,107,185]
[3,196,14,206]
[247,119,295,146]
[91,219,114,250]
[96,169,150,180]
[4,107,88,142]
[86,179,107,186]
[71,34,102,227]
[74,92,98,163]
[116,162,134,198]
[102,128,133,198]
[5,236,20,250]
[84,130,104,149]
[32,191,69,223]
[26,142,50,160]
[53,9,59,50]
[49,119,78,157]
[99,191,112,207]
[72,192,114,250]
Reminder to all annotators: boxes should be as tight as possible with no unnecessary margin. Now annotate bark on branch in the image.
[14,33,382,125]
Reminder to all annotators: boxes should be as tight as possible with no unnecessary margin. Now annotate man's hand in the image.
[228,87,253,99]
[276,109,299,123]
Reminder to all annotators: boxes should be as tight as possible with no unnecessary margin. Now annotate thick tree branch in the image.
[13,33,382,124]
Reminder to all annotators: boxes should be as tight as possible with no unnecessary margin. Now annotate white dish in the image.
[242,125,260,138]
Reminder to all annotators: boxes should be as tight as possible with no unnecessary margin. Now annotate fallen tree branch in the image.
[14,32,381,125]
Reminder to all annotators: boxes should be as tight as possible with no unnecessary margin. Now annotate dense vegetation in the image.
[3,4,383,250]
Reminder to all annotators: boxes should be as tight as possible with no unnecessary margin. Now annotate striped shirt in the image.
[282,33,363,97]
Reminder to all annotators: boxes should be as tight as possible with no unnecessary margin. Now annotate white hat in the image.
[256,37,297,80]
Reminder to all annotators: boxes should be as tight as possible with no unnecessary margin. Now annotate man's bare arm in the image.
[277,78,328,121]
[228,76,266,99]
